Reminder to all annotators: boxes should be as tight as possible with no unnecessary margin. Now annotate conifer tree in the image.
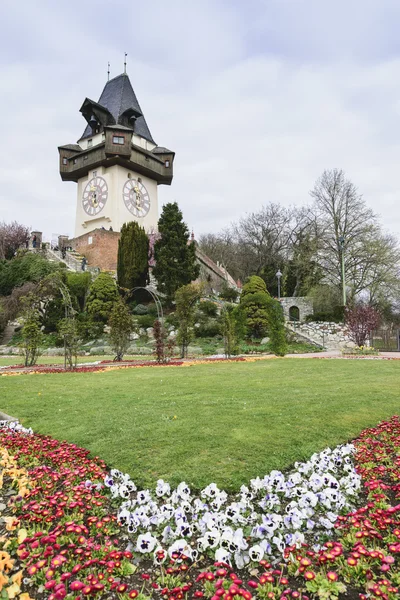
[153,203,200,302]
[117,222,149,291]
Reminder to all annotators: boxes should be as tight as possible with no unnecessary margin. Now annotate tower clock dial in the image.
[123,178,151,218]
[82,176,108,216]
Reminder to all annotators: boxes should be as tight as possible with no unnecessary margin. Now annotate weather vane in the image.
[124,52,127,74]
[107,62,110,81]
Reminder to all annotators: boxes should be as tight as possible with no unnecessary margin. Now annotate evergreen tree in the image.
[240,276,270,338]
[86,272,118,323]
[265,296,287,356]
[153,203,200,303]
[117,222,149,291]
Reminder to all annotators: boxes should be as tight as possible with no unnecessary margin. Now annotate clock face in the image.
[82,176,108,216]
[123,178,151,218]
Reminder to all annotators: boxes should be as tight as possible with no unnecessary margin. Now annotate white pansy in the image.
[249,544,264,562]
[104,441,361,567]
[156,479,171,497]
[136,532,157,553]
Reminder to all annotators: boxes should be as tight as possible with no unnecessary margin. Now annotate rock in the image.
[168,330,177,339]
[90,346,105,355]
[136,347,154,355]
[186,346,204,355]
[345,341,357,349]
[129,332,139,341]
[138,328,146,337]
[103,326,111,334]
[146,327,154,339]
[44,348,64,356]
[261,337,270,345]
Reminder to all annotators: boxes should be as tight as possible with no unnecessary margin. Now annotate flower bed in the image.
[0,357,251,377]
[1,417,400,598]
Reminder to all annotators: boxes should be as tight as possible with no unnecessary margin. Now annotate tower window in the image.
[62,157,68,165]
[88,139,93,148]
[165,160,170,167]
[102,133,106,141]
[93,170,97,177]
[83,155,88,161]
[112,135,125,145]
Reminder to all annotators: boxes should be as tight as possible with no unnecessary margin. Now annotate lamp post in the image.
[276,269,282,300]
[338,235,346,306]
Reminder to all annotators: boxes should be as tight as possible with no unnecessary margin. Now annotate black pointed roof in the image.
[80,73,155,144]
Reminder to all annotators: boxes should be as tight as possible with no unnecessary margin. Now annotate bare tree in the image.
[310,169,400,302]
[0,221,30,260]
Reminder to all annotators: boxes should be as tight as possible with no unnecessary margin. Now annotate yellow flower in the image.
[20,594,35,600]
[3,516,19,531]
[5,581,20,599]
[17,529,28,544]
[11,570,23,586]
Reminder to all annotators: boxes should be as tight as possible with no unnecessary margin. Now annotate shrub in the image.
[132,303,148,315]
[345,304,380,346]
[135,314,155,329]
[219,284,239,302]
[175,282,204,358]
[19,302,43,367]
[165,312,179,328]
[198,300,218,317]
[195,320,221,338]
[86,273,118,323]
[240,276,270,338]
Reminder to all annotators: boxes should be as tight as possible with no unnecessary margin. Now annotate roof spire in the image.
[124,52,127,74]
[107,62,110,81]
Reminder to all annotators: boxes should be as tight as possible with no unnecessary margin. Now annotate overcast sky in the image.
[1,0,400,242]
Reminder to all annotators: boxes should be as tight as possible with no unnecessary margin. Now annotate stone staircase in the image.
[0,322,17,346]
[287,321,353,351]
[46,248,99,275]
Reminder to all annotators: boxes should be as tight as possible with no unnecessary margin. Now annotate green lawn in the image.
[1,358,399,491]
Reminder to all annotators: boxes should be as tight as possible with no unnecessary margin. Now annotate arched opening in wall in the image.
[289,305,300,322]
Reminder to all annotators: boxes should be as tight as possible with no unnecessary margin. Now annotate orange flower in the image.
[11,570,23,586]
[0,551,14,572]
[0,572,9,592]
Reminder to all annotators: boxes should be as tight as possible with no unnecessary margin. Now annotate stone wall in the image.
[69,229,120,271]
[280,297,313,322]
[287,321,354,350]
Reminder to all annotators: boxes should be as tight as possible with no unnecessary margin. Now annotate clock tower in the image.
[58,72,174,238]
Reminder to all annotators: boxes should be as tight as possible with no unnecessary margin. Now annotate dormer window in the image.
[62,157,68,165]
[165,160,170,168]
[88,139,93,148]
[112,135,125,145]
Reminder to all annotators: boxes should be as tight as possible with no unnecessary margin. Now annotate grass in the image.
[1,358,399,491]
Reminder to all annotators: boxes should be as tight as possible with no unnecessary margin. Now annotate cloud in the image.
[1,0,400,244]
